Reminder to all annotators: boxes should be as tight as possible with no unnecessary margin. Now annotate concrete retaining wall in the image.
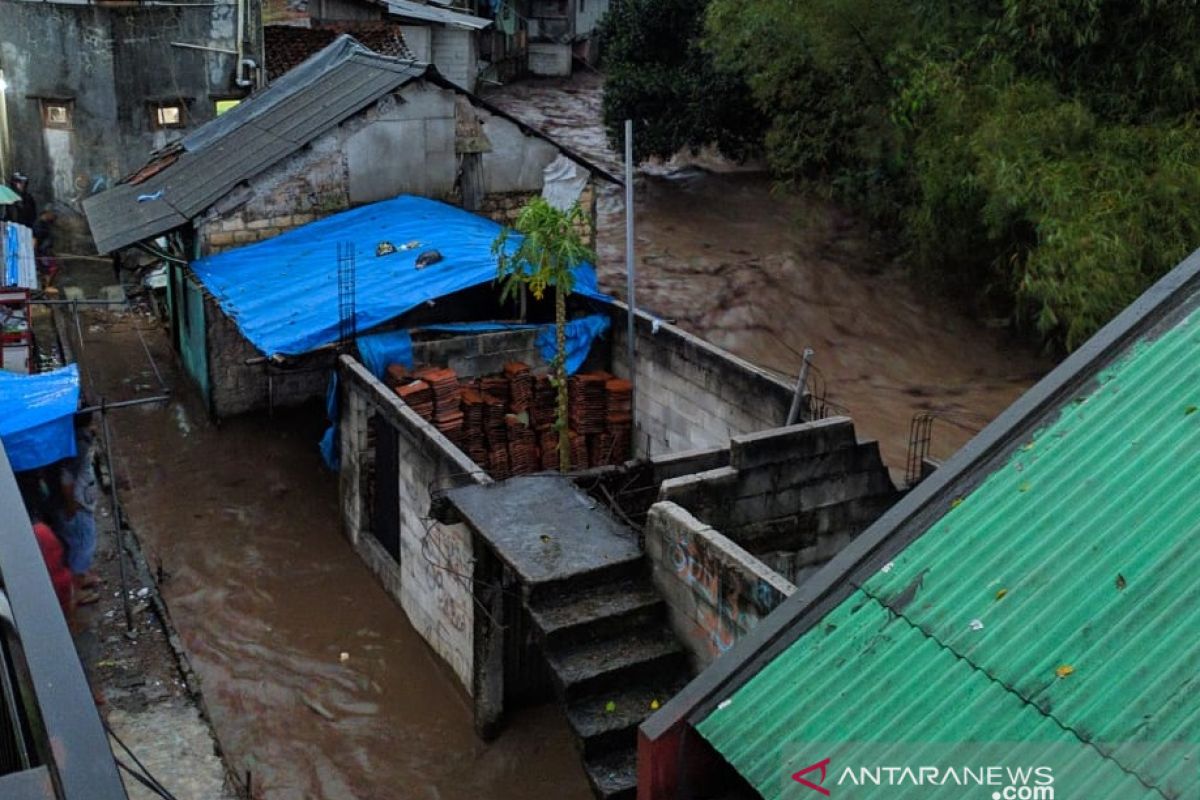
[658,418,898,585]
[338,356,489,694]
[645,502,793,671]
[610,304,795,456]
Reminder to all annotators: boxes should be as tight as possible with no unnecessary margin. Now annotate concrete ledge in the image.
[730,417,856,471]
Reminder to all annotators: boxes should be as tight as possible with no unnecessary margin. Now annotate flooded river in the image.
[84,317,592,799]
[486,74,1049,467]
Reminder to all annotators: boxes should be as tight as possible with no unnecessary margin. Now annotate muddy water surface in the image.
[486,74,1051,467]
[84,316,591,800]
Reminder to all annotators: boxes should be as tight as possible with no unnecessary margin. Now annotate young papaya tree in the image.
[493,198,595,471]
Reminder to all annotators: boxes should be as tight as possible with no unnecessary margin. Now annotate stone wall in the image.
[202,291,329,417]
[610,303,795,456]
[645,501,794,671]
[338,356,489,694]
[658,418,898,586]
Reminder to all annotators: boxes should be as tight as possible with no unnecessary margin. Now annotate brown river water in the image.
[485,74,1050,467]
[75,75,1049,800]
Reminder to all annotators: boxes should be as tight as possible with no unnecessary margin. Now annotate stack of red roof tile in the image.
[607,425,632,463]
[385,363,410,389]
[506,415,538,474]
[489,443,511,480]
[589,432,613,468]
[505,362,534,413]
[483,394,507,445]
[569,372,608,434]
[532,374,557,431]
[395,380,433,420]
[605,378,633,426]
[569,431,590,469]
[540,429,561,470]
[417,367,463,441]
[460,389,487,465]
[481,375,510,408]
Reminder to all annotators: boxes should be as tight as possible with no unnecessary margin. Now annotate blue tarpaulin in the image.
[190,195,612,357]
[0,365,81,471]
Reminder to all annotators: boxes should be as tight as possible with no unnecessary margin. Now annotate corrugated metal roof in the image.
[84,37,423,254]
[697,301,1200,799]
[385,0,492,29]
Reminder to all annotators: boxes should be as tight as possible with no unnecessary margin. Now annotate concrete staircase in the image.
[527,564,690,800]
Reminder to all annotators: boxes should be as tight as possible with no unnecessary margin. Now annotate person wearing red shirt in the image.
[32,519,74,618]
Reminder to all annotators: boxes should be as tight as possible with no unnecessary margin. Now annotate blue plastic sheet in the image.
[535,314,611,375]
[190,195,612,357]
[0,365,81,472]
[356,330,414,378]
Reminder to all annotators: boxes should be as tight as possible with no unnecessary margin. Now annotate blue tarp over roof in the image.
[0,365,81,472]
[190,195,612,357]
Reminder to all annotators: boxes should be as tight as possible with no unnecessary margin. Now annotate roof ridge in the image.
[854,583,1169,799]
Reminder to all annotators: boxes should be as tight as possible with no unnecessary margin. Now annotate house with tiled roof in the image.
[639,249,1200,798]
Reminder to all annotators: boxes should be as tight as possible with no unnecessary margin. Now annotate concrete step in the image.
[546,627,686,702]
[584,747,637,800]
[528,579,666,648]
[567,678,689,759]
[526,555,647,607]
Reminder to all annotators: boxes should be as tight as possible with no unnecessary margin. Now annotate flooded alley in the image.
[484,74,1050,466]
[80,313,592,800]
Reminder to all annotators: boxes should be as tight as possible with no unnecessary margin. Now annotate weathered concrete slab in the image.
[445,475,641,586]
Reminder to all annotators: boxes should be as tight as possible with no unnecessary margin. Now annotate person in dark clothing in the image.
[31,208,59,283]
[4,172,36,228]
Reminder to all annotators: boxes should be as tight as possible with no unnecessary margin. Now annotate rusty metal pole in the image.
[624,119,637,435]
[786,348,815,426]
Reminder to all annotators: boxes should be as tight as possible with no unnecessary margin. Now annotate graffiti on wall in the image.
[668,529,785,658]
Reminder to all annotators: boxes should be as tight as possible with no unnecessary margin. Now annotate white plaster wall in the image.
[44,128,75,204]
[478,109,562,193]
[346,82,456,203]
[400,25,433,62]
[431,27,477,91]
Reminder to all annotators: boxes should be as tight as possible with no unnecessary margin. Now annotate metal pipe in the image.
[170,42,238,55]
[624,119,637,436]
[785,348,815,426]
[99,406,135,634]
[78,395,170,415]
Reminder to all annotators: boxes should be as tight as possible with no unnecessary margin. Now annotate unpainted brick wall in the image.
[338,357,489,694]
[203,292,329,417]
[610,304,795,456]
[645,501,794,671]
[658,417,899,586]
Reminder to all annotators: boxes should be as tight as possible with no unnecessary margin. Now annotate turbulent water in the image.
[485,73,1049,469]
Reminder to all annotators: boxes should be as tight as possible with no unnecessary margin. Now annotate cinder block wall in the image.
[658,417,899,586]
[203,292,328,417]
[411,328,545,376]
[339,356,488,694]
[610,304,795,456]
[645,501,794,671]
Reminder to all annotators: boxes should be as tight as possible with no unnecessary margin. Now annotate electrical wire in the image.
[105,719,180,800]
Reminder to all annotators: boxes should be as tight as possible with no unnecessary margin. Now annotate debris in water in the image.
[302,696,336,721]
[340,652,350,663]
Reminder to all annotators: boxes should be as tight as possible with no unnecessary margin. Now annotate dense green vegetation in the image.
[599,0,1200,350]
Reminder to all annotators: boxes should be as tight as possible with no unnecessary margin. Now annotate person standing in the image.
[59,419,101,604]
[4,172,36,228]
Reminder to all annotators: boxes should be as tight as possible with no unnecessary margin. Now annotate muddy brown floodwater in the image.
[485,74,1051,468]
[82,314,592,799]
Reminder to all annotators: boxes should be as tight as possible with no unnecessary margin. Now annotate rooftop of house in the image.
[264,23,414,81]
[83,35,616,256]
[650,247,1200,799]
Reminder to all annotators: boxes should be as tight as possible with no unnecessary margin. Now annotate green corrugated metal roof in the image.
[698,308,1200,798]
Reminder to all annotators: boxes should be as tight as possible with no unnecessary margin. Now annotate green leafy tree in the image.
[597,0,766,162]
[493,198,595,471]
